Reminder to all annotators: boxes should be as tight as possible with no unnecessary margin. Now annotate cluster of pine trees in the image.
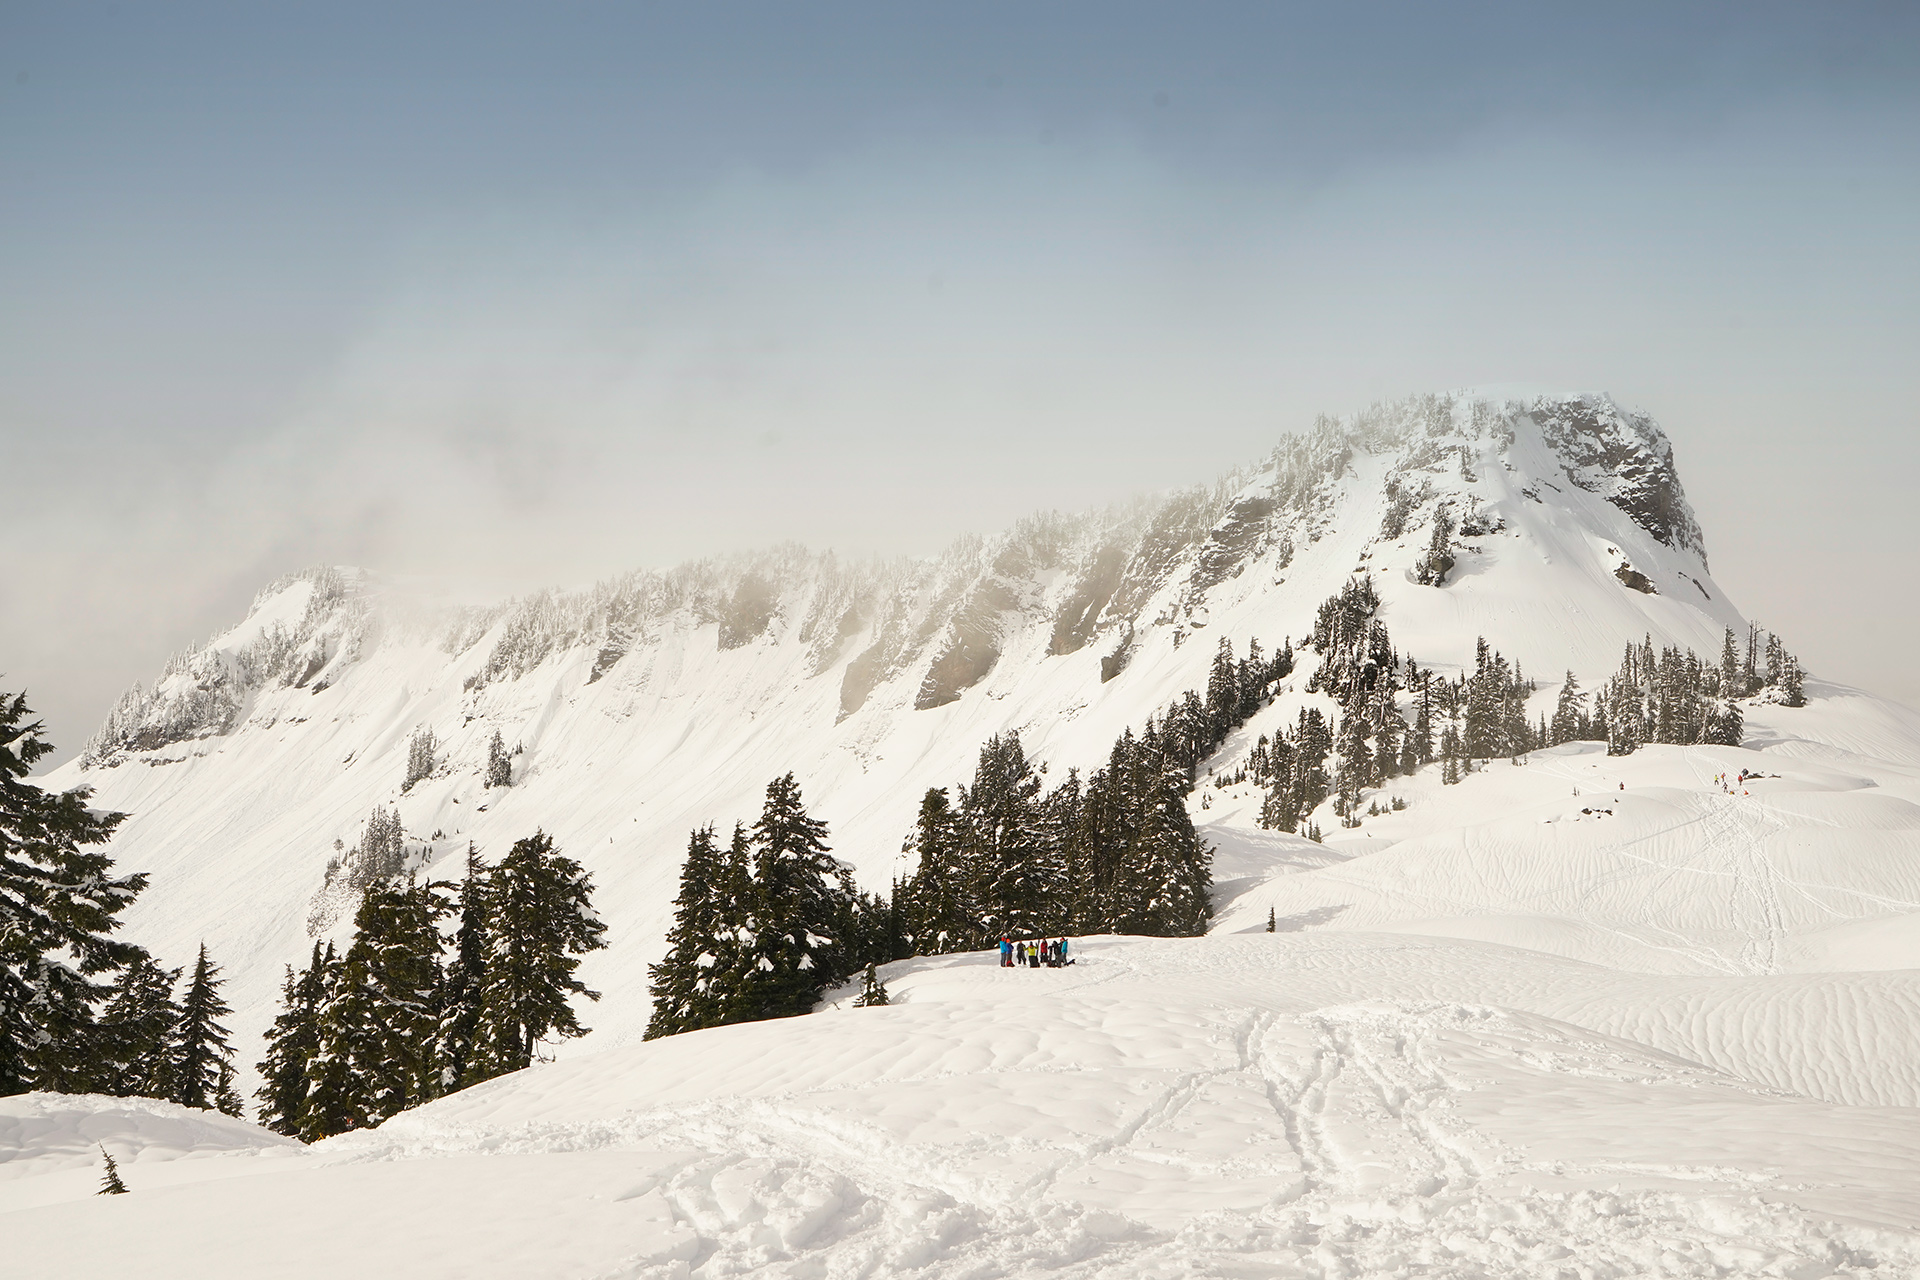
[890,633,1300,953]
[1244,579,1538,829]
[646,627,1305,1041]
[1581,627,1801,756]
[1238,583,1811,831]
[2,691,242,1112]
[257,833,606,1140]
[894,724,1214,950]
[646,774,887,1039]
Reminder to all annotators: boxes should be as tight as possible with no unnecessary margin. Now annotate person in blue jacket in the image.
[1000,936,1013,967]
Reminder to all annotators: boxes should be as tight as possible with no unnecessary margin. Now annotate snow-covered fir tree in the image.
[644,825,737,1039]
[437,845,489,1090]
[0,690,146,1096]
[852,964,890,1007]
[484,730,512,789]
[959,734,1055,940]
[255,942,326,1137]
[731,775,857,1022]
[895,789,972,955]
[403,726,438,791]
[468,832,607,1076]
[336,878,447,1119]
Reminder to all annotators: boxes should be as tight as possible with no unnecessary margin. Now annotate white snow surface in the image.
[9,936,1920,1277]
[15,390,1920,1274]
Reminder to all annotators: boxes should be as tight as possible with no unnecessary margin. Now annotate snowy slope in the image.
[14,387,1920,1276]
[41,389,1819,1082]
[9,935,1920,1277]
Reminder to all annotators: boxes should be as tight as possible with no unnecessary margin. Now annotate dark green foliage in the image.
[895,790,972,955]
[647,781,861,1036]
[335,880,447,1118]
[960,736,1056,939]
[261,832,606,1139]
[170,944,242,1116]
[468,832,607,1077]
[852,964,890,1007]
[0,690,145,1096]
[98,1147,128,1195]
[731,776,857,1022]
[437,846,489,1086]
[644,826,734,1040]
[303,940,370,1138]
[99,953,181,1100]
[255,944,326,1137]
[1601,627,1796,756]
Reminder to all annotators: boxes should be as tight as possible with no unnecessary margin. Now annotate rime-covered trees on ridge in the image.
[1595,625,1799,756]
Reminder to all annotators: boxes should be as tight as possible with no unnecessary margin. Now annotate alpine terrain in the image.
[9,389,1920,1278]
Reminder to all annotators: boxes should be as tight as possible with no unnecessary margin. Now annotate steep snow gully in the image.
[11,389,1920,1277]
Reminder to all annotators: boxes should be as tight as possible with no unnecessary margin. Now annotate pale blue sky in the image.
[5,3,1919,759]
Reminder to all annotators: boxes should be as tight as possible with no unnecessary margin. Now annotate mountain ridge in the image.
[44,387,1812,1078]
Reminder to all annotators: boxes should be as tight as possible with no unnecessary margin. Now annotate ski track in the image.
[254,998,1920,1279]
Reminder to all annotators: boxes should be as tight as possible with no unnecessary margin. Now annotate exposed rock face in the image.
[717,575,778,650]
[1050,546,1128,657]
[1615,564,1658,594]
[1527,396,1708,565]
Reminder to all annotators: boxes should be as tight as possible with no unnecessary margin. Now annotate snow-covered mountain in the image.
[19,387,1920,1275]
[43,390,1766,1062]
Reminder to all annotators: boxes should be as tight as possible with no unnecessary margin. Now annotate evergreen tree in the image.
[438,845,489,1085]
[403,726,438,791]
[1,690,145,1096]
[1550,672,1585,745]
[255,943,326,1137]
[1205,637,1240,740]
[852,964,890,1007]
[484,731,512,789]
[960,735,1056,938]
[99,952,181,1100]
[1111,751,1212,937]
[98,1147,128,1195]
[1780,654,1806,708]
[645,826,731,1040]
[896,789,973,955]
[468,833,608,1077]
[732,776,855,1022]
[170,944,241,1116]
[339,879,447,1118]
[304,940,372,1139]
[1266,906,1276,933]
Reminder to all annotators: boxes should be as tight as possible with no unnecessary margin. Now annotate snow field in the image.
[9,933,1920,1277]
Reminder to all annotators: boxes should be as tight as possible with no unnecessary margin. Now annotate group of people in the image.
[1000,936,1072,968]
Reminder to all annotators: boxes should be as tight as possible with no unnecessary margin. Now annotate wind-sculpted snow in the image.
[9,936,1920,1277]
